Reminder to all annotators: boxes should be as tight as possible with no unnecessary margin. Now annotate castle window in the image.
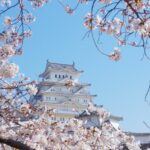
[46,97,50,101]
[51,97,56,101]
[55,74,57,78]
[59,75,61,78]
[52,117,56,121]
[84,100,87,103]
[63,75,65,78]
[70,76,72,79]
[51,88,55,91]
[88,118,91,121]
[60,118,65,121]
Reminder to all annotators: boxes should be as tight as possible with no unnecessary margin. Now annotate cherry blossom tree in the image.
[60,0,150,61]
[0,0,143,149]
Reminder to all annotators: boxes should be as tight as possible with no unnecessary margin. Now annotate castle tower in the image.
[37,60,97,122]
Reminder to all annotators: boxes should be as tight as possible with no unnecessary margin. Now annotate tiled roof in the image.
[77,110,123,121]
[39,61,83,77]
[126,132,150,146]
[46,61,83,73]
[127,132,150,136]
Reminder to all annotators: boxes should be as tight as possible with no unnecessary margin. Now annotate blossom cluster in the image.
[30,0,48,8]
[0,1,46,148]
[0,45,15,60]
[26,84,38,95]
[0,104,141,150]
[0,0,48,80]
[0,63,19,78]
[0,0,11,7]
[75,0,150,60]
[0,0,48,8]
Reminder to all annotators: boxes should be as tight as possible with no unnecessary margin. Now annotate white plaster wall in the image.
[134,135,150,144]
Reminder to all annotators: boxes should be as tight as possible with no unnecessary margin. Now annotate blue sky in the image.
[13,1,150,132]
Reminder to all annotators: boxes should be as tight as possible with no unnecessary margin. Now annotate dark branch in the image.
[145,82,150,104]
[0,137,35,150]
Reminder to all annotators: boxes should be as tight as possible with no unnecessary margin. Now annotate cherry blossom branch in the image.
[124,0,142,21]
[0,1,19,15]
[143,121,150,129]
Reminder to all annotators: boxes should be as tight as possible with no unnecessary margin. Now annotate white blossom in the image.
[26,84,38,95]
[0,63,19,78]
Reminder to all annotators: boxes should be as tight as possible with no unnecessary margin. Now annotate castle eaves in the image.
[77,110,123,121]
[39,61,84,78]
[49,61,83,72]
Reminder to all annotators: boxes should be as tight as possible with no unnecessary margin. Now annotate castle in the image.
[36,60,122,125]
[37,60,96,122]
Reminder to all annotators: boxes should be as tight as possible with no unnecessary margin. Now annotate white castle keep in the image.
[37,60,97,122]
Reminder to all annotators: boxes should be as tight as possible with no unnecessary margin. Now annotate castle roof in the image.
[77,110,123,121]
[39,60,83,77]
[126,132,150,147]
[126,132,150,136]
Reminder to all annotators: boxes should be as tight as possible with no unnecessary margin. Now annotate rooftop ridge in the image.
[42,60,84,74]
[125,132,150,136]
[47,60,75,67]
[77,110,123,121]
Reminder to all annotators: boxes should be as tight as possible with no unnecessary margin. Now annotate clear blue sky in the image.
[13,1,150,132]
